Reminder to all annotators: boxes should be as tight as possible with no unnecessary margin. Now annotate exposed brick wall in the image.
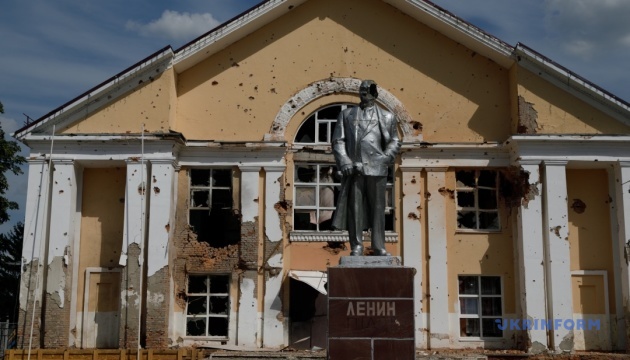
[42,259,72,348]
[145,266,170,348]
[17,260,42,349]
[119,243,142,349]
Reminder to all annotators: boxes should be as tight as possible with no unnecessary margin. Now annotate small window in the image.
[458,275,503,338]
[456,170,499,231]
[189,169,239,246]
[186,274,230,337]
[293,163,395,232]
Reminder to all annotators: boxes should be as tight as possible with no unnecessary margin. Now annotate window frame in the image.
[184,273,231,339]
[294,103,353,146]
[455,169,500,232]
[458,275,504,340]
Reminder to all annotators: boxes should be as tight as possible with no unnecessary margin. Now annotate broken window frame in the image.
[294,103,353,145]
[293,163,395,233]
[185,274,231,338]
[458,275,503,339]
[455,169,500,232]
[188,168,239,246]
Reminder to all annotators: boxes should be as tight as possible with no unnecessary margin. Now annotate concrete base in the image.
[338,256,402,267]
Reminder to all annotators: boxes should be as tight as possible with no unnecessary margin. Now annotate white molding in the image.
[402,142,510,168]
[289,231,398,243]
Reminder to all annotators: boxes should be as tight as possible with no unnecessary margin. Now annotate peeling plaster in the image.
[267,253,283,268]
[518,95,539,134]
[46,256,67,308]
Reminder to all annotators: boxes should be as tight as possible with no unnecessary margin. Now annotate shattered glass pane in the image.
[209,296,229,315]
[478,189,497,209]
[212,189,232,209]
[186,318,206,336]
[459,276,478,295]
[186,296,207,315]
[460,318,480,337]
[460,298,478,315]
[189,210,210,240]
[209,276,229,293]
[295,116,315,143]
[295,187,316,206]
[318,122,328,142]
[294,210,315,231]
[188,276,207,293]
[479,212,499,230]
[478,170,496,187]
[481,277,502,295]
[212,169,231,187]
[457,211,477,229]
[190,169,210,186]
[481,297,502,316]
[208,317,229,337]
[295,165,316,183]
[317,105,342,119]
[456,170,475,187]
[482,318,503,337]
[191,191,209,208]
[456,191,475,207]
[385,188,393,208]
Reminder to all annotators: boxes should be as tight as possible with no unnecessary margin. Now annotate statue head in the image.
[359,80,378,107]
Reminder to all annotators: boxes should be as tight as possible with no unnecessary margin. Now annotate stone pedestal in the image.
[327,256,415,360]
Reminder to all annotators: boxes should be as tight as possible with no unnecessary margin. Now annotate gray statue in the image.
[331,80,401,256]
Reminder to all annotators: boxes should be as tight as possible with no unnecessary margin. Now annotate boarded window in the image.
[186,274,230,337]
[456,170,500,231]
[189,169,239,246]
[458,275,503,338]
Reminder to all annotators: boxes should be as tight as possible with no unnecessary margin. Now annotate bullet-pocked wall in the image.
[174,0,511,143]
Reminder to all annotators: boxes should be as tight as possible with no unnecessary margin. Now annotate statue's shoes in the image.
[372,249,391,256]
[350,246,364,256]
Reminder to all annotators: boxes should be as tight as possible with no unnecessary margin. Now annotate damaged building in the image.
[12,0,630,354]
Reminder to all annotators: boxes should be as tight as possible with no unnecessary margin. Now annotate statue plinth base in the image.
[327,256,415,360]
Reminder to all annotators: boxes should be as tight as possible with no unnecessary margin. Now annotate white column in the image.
[19,159,51,318]
[613,162,630,351]
[426,167,449,347]
[542,161,573,352]
[401,167,424,348]
[516,162,548,353]
[146,160,175,277]
[262,165,286,348]
[122,160,148,260]
[237,165,261,347]
[47,160,77,345]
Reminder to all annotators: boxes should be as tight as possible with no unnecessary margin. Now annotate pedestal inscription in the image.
[327,259,415,360]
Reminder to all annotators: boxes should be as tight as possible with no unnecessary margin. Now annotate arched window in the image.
[292,104,395,236]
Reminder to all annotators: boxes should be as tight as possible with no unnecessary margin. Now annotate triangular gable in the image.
[14,0,630,140]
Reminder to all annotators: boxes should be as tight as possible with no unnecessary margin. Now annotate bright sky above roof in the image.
[1,0,629,232]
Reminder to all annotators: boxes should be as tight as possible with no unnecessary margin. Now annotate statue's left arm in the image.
[384,113,401,161]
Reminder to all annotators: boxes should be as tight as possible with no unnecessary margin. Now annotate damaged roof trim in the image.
[514,44,630,126]
[13,47,174,140]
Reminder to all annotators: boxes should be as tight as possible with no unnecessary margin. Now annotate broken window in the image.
[295,104,352,144]
[186,274,230,337]
[458,275,503,338]
[456,170,499,231]
[189,169,240,246]
[294,163,395,232]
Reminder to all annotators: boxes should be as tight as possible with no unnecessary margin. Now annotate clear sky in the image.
[1,0,629,232]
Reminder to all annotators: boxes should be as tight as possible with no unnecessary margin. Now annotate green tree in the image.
[0,222,23,322]
[0,101,26,224]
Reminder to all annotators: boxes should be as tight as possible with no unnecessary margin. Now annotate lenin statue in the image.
[331,80,401,256]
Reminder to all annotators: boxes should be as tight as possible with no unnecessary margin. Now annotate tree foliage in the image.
[0,222,23,322]
[0,101,26,224]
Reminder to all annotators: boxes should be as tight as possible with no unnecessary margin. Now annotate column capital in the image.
[51,159,75,165]
[400,165,424,172]
[263,165,286,172]
[150,158,177,167]
[239,165,262,172]
[125,157,148,165]
[517,160,541,166]
[617,161,630,168]
[424,166,448,172]
[543,160,568,166]
[27,157,48,165]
